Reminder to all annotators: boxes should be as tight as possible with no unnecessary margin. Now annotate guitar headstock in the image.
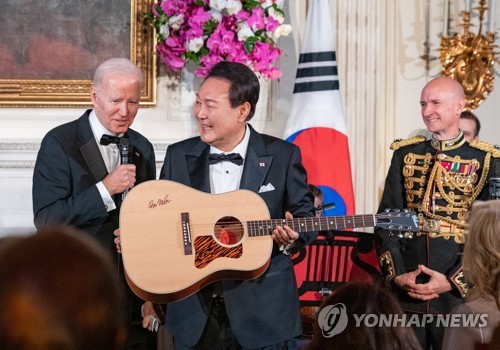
[375,209,419,236]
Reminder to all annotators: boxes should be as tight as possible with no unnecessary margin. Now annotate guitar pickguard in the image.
[194,236,243,268]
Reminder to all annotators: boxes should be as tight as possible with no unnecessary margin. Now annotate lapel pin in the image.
[259,162,265,167]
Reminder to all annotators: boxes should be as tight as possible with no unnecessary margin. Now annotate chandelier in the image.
[439,0,497,111]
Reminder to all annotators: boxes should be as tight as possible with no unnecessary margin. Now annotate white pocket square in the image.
[258,183,275,193]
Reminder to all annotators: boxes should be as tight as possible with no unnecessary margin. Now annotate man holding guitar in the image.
[142,61,315,349]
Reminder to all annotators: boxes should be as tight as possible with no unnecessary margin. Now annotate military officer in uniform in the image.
[376,76,500,350]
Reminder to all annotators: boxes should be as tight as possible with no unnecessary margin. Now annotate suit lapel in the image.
[78,112,108,182]
[187,140,211,192]
[240,126,272,192]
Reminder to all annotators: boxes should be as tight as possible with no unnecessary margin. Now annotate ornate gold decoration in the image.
[470,139,500,157]
[379,251,395,284]
[418,153,491,243]
[390,135,426,151]
[0,0,156,107]
[451,270,469,297]
[430,132,466,151]
[440,0,497,111]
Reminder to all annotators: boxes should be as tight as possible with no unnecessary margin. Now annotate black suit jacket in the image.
[32,110,156,255]
[159,125,315,348]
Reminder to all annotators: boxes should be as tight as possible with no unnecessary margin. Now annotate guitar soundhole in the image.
[214,216,244,246]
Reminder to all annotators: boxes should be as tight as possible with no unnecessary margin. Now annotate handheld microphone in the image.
[119,138,130,165]
[119,138,131,199]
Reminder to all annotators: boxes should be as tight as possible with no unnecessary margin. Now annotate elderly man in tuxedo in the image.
[32,58,156,349]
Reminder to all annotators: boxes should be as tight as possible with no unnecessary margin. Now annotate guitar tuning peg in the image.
[384,208,391,212]
[388,231,394,237]
[407,232,413,239]
[397,232,404,238]
[394,209,401,213]
[403,209,409,213]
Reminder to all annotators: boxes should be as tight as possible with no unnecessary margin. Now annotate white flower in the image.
[159,24,170,38]
[273,24,292,40]
[237,22,254,41]
[210,9,222,22]
[268,7,284,24]
[188,36,205,53]
[261,0,274,8]
[169,14,184,30]
[210,0,227,11]
[226,0,242,15]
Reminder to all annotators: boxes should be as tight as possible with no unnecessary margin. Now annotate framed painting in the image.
[0,0,156,107]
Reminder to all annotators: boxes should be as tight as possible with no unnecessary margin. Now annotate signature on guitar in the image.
[148,194,172,209]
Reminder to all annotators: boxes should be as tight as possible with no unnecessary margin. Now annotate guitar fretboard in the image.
[247,215,377,236]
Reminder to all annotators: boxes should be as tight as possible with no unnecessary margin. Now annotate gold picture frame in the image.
[0,0,156,107]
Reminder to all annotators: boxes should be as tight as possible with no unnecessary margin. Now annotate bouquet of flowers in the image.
[149,0,292,79]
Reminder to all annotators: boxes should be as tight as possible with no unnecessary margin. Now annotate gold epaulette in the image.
[390,135,426,151]
[470,139,500,158]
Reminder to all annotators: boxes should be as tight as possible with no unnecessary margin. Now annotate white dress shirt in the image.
[89,111,119,211]
[209,124,250,194]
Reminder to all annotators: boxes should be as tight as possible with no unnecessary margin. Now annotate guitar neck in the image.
[247,214,376,237]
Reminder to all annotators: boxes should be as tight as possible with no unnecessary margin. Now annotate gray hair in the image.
[93,58,143,90]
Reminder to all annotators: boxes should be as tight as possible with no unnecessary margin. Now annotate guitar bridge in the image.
[181,212,193,255]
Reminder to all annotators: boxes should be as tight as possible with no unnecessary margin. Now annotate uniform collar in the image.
[430,130,466,151]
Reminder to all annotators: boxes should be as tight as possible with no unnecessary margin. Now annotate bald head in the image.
[420,76,466,140]
[423,76,466,100]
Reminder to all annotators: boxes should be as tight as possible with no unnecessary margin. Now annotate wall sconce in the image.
[439,0,497,111]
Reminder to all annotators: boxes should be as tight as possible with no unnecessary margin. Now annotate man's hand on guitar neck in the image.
[271,211,299,253]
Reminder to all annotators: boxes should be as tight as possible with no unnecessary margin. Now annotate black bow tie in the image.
[100,134,122,145]
[208,153,244,166]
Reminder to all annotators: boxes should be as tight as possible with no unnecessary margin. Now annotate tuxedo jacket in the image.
[32,110,156,255]
[159,125,315,348]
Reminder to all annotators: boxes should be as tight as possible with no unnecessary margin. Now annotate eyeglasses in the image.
[314,203,335,217]
[314,205,324,212]
[314,205,324,217]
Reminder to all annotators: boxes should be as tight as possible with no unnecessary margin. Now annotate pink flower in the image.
[150,0,289,79]
[266,66,282,79]
[236,9,250,21]
[190,7,212,27]
[265,15,279,32]
[247,7,265,31]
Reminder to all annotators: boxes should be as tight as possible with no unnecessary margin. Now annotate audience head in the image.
[307,281,421,350]
[463,200,500,309]
[420,76,466,140]
[459,111,481,143]
[91,58,143,136]
[308,184,324,217]
[0,227,127,350]
[194,61,260,152]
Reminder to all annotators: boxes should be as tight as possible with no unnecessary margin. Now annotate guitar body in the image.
[120,180,273,303]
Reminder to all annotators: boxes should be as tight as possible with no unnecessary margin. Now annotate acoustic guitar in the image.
[119,180,418,303]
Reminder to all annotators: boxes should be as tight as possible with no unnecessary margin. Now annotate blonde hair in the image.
[463,200,500,309]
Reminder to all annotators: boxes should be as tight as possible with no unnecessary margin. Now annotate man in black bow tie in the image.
[132,61,315,349]
[32,58,156,349]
